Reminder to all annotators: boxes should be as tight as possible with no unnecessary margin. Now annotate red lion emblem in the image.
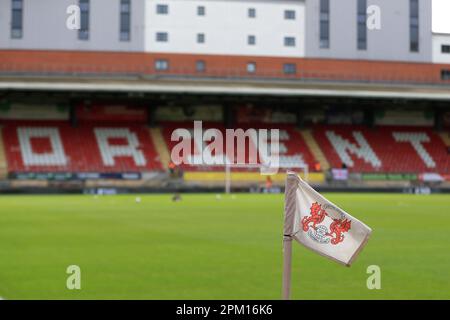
[327,218,352,245]
[301,202,327,232]
[301,202,352,245]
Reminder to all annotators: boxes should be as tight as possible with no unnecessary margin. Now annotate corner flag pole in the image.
[282,235,293,300]
[282,172,297,300]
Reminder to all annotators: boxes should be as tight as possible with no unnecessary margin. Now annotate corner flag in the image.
[282,172,372,299]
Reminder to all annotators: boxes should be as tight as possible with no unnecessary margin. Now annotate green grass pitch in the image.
[0,193,449,300]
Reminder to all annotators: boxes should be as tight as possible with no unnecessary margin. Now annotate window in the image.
[283,63,296,75]
[196,60,206,72]
[120,0,131,41]
[156,4,168,14]
[284,10,296,20]
[79,0,90,40]
[441,70,450,80]
[441,69,450,80]
[410,0,419,52]
[248,8,256,18]
[442,45,450,54]
[197,6,205,16]
[284,37,296,47]
[197,33,205,43]
[319,0,330,48]
[11,0,23,39]
[155,59,169,71]
[247,62,256,74]
[357,0,367,50]
[156,32,168,42]
[248,35,256,45]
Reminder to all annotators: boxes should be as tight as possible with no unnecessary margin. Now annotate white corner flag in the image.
[282,172,372,299]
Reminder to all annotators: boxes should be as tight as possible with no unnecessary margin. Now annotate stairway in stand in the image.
[300,129,330,171]
[149,127,171,170]
[0,126,9,179]
[439,131,450,148]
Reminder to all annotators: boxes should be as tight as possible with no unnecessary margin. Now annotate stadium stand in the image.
[161,122,318,172]
[1,122,163,174]
[313,125,450,174]
[0,119,449,189]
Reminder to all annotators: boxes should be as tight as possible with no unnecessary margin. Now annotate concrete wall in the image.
[304,0,432,62]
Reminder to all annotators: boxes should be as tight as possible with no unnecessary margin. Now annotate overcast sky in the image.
[433,0,450,33]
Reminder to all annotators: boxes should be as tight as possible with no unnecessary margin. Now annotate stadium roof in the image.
[2,77,450,101]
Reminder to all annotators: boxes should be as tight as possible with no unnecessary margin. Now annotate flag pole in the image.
[282,234,293,300]
[282,171,297,300]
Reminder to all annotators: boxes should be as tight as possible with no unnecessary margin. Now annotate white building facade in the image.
[144,0,305,57]
[0,0,305,57]
[432,33,450,64]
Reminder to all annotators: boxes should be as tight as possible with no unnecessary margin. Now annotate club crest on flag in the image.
[301,202,352,245]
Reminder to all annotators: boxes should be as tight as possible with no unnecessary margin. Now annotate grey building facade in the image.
[304,0,433,62]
